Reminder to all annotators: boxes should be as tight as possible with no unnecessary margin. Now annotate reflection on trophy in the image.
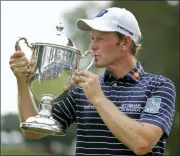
[15,23,95,136]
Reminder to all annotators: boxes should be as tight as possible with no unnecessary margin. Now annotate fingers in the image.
[76,81,87,88]
[72,70,89,85]
[71,69,78,82]
[9,56,29,66]
[79,70,93,78]
[10,58,30,73]
[29,65,36,74]
[76,75,88,83]
[72,70,80,83]
[10,51,25,59]
[10,61,27,69]
[13,66,30,75]
[27,67,36,82]
[69,70,99,88]
[28,55,37,66]
[9,51,35,79]
[27,56,37,81]
[9,51,29,68]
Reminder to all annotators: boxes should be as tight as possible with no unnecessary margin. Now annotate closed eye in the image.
[91,37,104,41]
[97,37,104,40]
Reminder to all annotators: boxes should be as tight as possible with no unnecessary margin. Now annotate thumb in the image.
[63,83,73,91]
[27,68,35,83]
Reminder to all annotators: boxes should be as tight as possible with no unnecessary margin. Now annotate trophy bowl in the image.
[15,24,94,136]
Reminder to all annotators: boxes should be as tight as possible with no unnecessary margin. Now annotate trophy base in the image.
[20,115,65,136]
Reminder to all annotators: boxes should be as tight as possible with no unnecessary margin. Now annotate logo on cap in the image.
[95,10,108,17]
[117,25,134,36]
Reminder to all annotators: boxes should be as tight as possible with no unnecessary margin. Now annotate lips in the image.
[95,55,99,61]
[93,52,99,62]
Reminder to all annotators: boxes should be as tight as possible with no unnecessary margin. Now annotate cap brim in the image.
[76,19,115,32]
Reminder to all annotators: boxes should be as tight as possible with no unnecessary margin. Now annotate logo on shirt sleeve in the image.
[144,97,161,114]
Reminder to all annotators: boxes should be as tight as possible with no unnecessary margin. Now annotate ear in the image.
[122,36,131,51]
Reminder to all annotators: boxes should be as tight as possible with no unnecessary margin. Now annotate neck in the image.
[107,55,137,79]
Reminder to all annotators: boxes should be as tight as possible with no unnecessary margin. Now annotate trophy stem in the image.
[39,94,54,117]
[20,94,65,136]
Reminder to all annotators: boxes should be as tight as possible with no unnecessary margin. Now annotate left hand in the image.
[72,70,105,104]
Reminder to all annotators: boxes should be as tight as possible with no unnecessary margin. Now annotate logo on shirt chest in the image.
[120,104,142,113]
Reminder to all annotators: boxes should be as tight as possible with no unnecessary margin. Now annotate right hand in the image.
[9,50,36,83]
[63,69,79,91]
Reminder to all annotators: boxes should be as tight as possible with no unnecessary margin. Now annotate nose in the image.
[90,40,98,52]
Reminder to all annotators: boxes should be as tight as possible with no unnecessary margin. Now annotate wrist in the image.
[92,95,107,106]
[17,79,29,88]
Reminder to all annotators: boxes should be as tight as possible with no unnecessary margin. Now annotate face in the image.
[89,30,130,68]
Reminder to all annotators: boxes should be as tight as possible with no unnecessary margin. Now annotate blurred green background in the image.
[1,1,179,156]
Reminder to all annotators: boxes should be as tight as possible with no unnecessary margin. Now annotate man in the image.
[9,7,176,155]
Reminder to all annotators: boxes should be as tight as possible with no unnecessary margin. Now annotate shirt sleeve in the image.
[52,87,77,131]
[139,78,176,138]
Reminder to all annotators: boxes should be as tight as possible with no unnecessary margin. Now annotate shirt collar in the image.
[103,61,145,84]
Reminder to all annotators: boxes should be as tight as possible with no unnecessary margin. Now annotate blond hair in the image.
[116,32,142,56]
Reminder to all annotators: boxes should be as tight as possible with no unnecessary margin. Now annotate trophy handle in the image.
[79,50,95,71]
[15,37,33,51]
[15,37,34,77]
[64,51,94,91]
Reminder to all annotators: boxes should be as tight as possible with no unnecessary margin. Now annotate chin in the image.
[94,62,106,68]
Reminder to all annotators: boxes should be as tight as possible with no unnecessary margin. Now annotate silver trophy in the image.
[15,24,95,136]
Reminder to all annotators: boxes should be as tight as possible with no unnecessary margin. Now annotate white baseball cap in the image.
[76,7,141,44]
